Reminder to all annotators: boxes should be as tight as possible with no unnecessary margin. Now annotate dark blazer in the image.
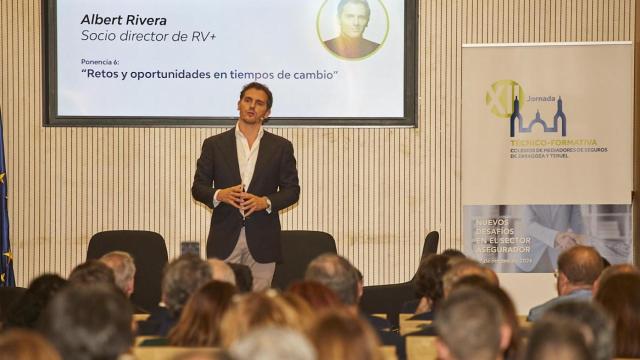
[192,128,300,263]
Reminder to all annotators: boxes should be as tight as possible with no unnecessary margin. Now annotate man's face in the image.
[237,88,271,125]
[338,3,370,39]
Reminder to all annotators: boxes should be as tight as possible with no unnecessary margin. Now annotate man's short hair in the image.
[524,318,592,360]
[557,245,604,286]
[435,287,504,360]
[68,260,115,286]
[239,82,273,110]
[230,326,316,360]
[337,0,371,17]
[162,254,212,316]
[542,301,614,360]
[39,284,133,360]
[304,254,358,305]
[442,258,498,297]
[100,251,136,294]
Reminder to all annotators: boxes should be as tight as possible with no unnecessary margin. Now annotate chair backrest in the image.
[87,230,168,313]
[421,231,440,260]
[360,231,440,329]
[379,345,399,360]
[271,231,337,290]
[0,287,26,322]
[133,346,219,360]
[406,336,437,360]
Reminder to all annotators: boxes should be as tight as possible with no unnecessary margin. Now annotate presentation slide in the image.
[48,0,413,126]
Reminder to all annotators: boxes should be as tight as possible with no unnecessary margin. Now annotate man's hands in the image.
[216,184,269,216]
[554,231,586,251]
[216,185,244,209]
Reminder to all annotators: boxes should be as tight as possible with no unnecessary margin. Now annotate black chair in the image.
[359,231,439,328]
[0,287,26,323]
[86,230,168,313]
[271,231,337,290]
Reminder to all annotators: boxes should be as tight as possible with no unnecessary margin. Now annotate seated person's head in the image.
[415,254,451,311]
[4,274,67,329]
[435,287,509,360]
[0,329,61,360]
[100,251,136,297]
[230,326,316,360]
[542,301,614,360]
[168,280,236,347]
[441,248,466,259]
[162,254,212,317]
[39,284,133,360]
[207,258,236,286]
[524,318,592,360]
[451,277,520,358]
[305,254,358,307]
[442,258,498,298]
[287,280,342,310]
[594,272,640,358]
[593,263,638,295]
[68,260,115,287]
[556,245,603,295]
[309,309,381,360]
[219,291,305,348]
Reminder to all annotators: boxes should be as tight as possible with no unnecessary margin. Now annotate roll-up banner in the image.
[462,42,633,273]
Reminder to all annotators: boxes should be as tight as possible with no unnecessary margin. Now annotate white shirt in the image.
[213,124,271,213]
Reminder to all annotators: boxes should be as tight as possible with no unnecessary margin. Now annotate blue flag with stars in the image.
[0,110,15,287]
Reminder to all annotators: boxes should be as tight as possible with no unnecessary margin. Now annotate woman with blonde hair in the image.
[309,309,382,360]
[168,280,236,347]
[0,329,61,360]
[219,290,305,348]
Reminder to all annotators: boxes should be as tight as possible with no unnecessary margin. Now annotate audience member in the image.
[0,329,61,360]
[452,277,521,359]
[100,251,136,298]
[528,245,603,321]
[309,309,381,360]
[305,254,359,308]
[280,293,316,331]
[168,280,236,347]
[402,254,450,319]
[524,318,593,360]
[137,254,212,336]
[435,287,510,360]
[219,291,304,348]
[542,301,614,360]
[230,326,317,360]
[208,258,237,286]
[593,263,639,295]
[287,281,341,310]
[305,253,404,358]
[39,284,133,360]
[441,258,499,298]
[4,274,67,330]
[594,272,640,358]
[68,259,115,286]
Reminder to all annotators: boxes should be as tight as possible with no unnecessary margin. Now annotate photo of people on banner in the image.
[463,204,632,273]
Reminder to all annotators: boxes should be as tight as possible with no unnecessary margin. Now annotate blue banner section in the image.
[0,111,15,287]
[464,204,632,273]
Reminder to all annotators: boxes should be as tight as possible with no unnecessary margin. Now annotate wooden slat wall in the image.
[0,0,635,286]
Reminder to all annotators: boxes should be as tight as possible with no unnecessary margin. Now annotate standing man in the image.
[192,82,300,291]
